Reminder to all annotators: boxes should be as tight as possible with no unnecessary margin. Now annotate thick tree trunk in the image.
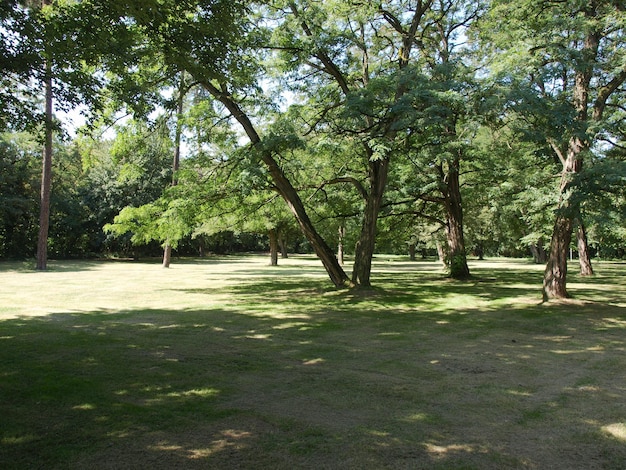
[543,139,583,300]
[577,221,594,276]
[268,229,279,266]
[36,57,53,271]
[543,214,573,300]
[442,158,470,279]
[543,21,600,299]
[204,82,350,288]
[351,158,389,287]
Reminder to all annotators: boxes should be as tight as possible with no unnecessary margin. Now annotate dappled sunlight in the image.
[147,428,253,461]
[424,442,485,458]
[402,412,431,422]
[72,403,96,411]
[602,423,626,442]
[302,357,325,365]
[273,321,310,330]
[2,256,626,468]
[598,317,626,329]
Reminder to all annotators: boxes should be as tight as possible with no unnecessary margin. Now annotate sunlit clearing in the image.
[603,423,626,442]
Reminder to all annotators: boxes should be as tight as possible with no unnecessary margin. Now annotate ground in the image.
[0,256,625,469]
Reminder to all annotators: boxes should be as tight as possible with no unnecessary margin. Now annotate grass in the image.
[1,255,625,469]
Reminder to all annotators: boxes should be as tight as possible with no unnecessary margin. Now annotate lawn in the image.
[1,255,625,469]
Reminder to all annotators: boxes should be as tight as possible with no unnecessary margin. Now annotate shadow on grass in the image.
[2,285,626,469]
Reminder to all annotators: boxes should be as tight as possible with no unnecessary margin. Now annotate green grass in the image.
[1,255,626,469]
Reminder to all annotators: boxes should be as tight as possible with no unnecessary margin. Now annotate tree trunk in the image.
[543,20,600,299]
[337,224,345,266]
[352,158,389,287]
[204,82,350,288]
[408,243,416,261]
[543,214,573,300]
[268,228,278,266]
[436,241,447,268]
[577,220,594,276]
[162,244,172,268]
[529,239,548,264]
[442,158,470,279]
[543,138,583,300]
[162,74,184,269]
[278,232,288,259]
[36,51,53,271]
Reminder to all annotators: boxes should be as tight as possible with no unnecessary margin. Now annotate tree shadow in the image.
[2,261,626,468]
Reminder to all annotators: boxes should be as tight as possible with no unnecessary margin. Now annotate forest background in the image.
[1,0,625,300]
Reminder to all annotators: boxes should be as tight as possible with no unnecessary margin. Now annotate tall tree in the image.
[481,0,626,299]
[36,0,54,270]
[162,74,187,268]
[271,0,476,285]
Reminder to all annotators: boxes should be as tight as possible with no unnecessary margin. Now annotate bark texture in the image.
[542,10,602,300]
[351,158,389,287]
[441,157,470,279]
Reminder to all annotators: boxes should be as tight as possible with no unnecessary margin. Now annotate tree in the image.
[162,74,188,268]
[481,0,626,299]
[268,0,486,284]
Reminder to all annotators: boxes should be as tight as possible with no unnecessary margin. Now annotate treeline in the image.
[0,131,272,259]
[1,0,625,299]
